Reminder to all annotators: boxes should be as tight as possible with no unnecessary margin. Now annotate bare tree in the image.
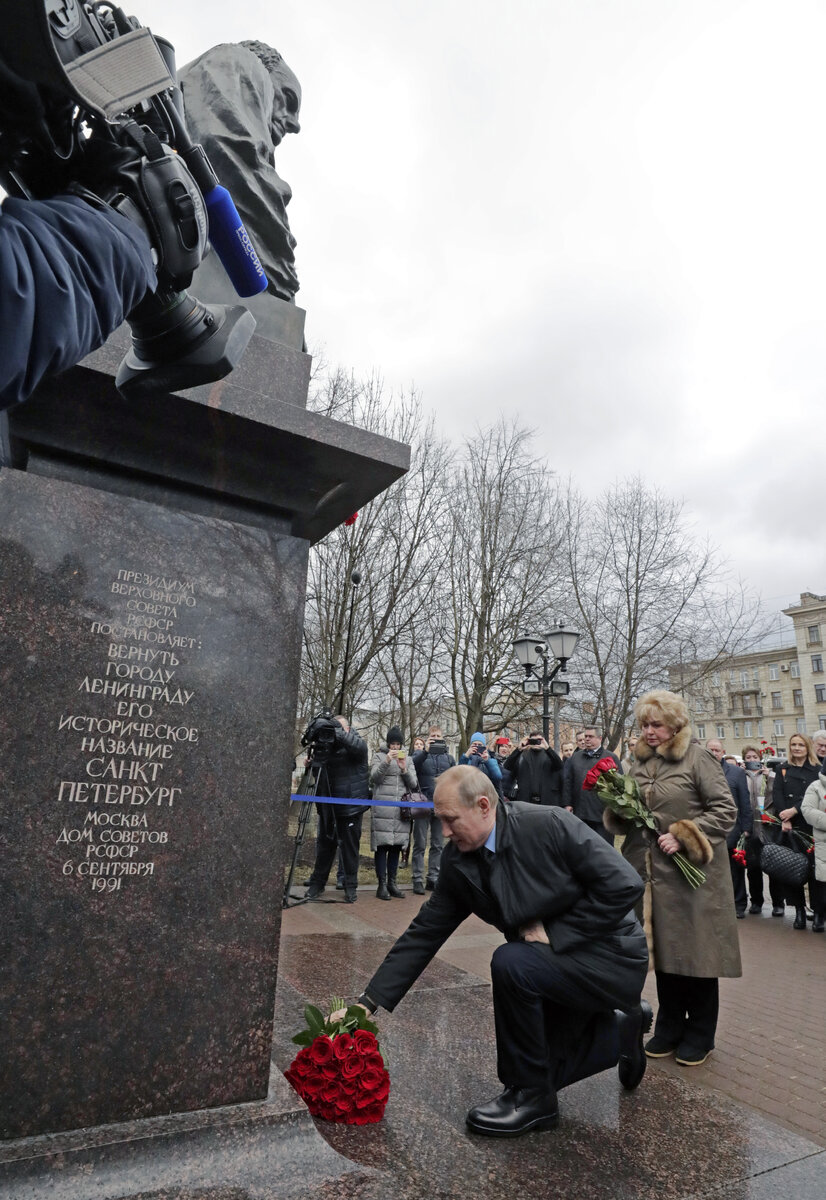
[299,376,453,733]
[561,477,766,746]
[439,420,564,747]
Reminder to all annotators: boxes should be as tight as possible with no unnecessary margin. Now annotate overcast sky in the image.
[133,0,825,621]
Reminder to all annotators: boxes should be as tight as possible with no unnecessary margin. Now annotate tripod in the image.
[282,759,329,909]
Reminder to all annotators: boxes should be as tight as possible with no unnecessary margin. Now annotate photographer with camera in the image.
[411,726,456,895]
[460,733,504,801]
[303,715,369,904]
[504,732,564,807]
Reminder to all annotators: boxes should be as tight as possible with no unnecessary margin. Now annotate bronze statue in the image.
[180,41,302,302]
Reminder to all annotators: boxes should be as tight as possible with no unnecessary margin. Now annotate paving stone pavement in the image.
[281,883,826,1152]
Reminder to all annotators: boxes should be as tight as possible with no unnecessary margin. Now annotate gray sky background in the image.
[136,0,825,621]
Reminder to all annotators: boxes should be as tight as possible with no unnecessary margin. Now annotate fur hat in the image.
[386,725,404,746]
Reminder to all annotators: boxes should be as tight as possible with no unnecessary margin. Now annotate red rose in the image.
[293,1057,313,1077]
[352,1029,378,1055]
[301,1072,326,1098]
[355,1090,375,1109]
[582,765,601,791]
[308,1036,334,1066]
[359,1065,385,1092]
[372,1074,390,1104]
[364,1051,385,1072]
[341,1053,364,1079]
[321,1061,340,1080]
[332,1033,355,1059]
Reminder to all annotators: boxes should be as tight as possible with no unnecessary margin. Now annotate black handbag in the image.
[403,790,431,819]
[760,833,810,887]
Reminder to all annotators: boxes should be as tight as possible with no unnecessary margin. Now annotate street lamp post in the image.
[512,622,580,750]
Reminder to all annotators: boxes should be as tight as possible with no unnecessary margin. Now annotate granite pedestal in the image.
[0,306,408,1189]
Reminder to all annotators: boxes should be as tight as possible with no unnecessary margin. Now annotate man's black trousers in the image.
[490,941,631,1091]
[308,802,364,891]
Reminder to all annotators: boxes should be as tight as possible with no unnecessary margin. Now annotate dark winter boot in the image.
[376,877,391,901]
[793,907,807,929]
[387,876,405,898]
[813,912,825,933]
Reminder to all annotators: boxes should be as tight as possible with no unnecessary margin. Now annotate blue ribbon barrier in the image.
[291,794,434,810]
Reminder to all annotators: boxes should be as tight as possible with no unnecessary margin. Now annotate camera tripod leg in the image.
[282,769,319,908]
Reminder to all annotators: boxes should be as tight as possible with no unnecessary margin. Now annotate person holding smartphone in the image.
[503,733,563,807]
[460,733,504,800]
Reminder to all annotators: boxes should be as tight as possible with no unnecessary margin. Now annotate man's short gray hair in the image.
[434,764,498,808]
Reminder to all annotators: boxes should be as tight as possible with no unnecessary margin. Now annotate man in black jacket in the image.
[503,732,563,805]
[706,739,753,917]
[564,726,621,842]
[410,726,455,894]
[342,765,650,1137]
[304,716,369,904]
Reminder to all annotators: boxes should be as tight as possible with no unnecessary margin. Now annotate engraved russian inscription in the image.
[54,567,201,891]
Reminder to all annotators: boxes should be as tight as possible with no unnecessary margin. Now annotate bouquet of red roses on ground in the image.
[284,1000,390,1125]
[583,757,708,888]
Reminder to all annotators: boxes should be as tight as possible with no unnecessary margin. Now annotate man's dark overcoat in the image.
[365,801,647,1013]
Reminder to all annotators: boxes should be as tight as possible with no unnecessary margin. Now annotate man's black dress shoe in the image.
[617,1000,653,1090]
[466,1086,559,1137]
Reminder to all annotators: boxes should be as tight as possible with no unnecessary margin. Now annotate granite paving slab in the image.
[274,918,826,1200]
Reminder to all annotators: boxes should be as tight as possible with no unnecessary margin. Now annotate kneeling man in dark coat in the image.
[341,765,651,1136]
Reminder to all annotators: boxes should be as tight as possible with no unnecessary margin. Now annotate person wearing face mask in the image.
[616,691,740,1067]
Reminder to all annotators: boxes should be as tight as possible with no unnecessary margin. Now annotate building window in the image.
[729,670,736,684]
[774,720,784,736]
[812,655,824,673]
[752,667,759,683]
[714,697,723,714]
[697,723,706,740]
[712,671,720,686]
[808,624,822,644]
[797,718,807,733]
[716,724,725,738]
[771,691,782,710]
[757,721,764,736]
[820,717,826,730]
[768,663,779,680]
[733,722,741,738]
[793,689,803,707]
[816,685,826,703]
[742,697,752,715]
[739,670,748,687]
[744,721,752,737]
[791,661,800,678]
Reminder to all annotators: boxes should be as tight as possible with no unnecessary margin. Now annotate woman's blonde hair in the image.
[634,689,690,734]
[787,732,819,766]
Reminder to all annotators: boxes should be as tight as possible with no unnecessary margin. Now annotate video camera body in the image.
[300,708,342,767]
[0,2,268,397]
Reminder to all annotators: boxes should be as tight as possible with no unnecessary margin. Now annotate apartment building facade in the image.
[669,592,826,756]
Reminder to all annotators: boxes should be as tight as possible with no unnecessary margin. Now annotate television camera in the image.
[0,1,267,398]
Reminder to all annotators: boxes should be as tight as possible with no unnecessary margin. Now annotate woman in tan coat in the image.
[612,691,741,1067]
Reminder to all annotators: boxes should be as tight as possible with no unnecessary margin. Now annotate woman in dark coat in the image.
[771,733,820,929]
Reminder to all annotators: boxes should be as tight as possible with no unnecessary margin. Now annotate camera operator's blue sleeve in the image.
[0,194,156,410]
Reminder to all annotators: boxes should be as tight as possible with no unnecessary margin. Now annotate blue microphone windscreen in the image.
[203,185,268,297]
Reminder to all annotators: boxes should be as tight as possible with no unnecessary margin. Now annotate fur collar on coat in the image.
[633,723,693,765]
